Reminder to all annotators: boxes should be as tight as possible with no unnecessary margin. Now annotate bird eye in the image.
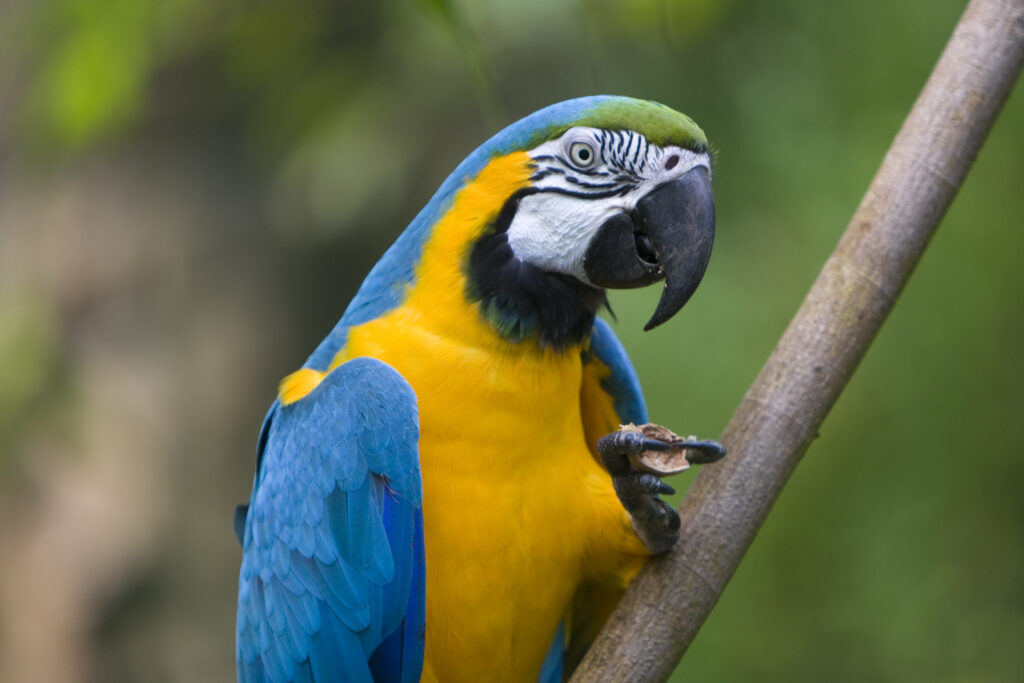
[569,142,596,168]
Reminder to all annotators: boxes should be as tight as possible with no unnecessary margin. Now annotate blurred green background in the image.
[0,0,1021,681]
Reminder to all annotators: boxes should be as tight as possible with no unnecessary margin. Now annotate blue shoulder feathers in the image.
[236,358,425,683]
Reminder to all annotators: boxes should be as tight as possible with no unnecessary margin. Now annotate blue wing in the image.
[586,316,648,425]
[236,357,425,683]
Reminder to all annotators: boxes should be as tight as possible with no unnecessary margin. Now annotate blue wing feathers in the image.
[236,357,424,682]
[404,510,426,682]
[290,661,314,683]
[377,492,414,634]
[369,507,426,683]
[538,621,565,683]
[588,317,649,425]
[308,602,373,683]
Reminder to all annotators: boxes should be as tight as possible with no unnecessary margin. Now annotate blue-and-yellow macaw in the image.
[235,95,724,682]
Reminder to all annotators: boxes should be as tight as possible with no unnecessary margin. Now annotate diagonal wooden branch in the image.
[571,0,1024,680]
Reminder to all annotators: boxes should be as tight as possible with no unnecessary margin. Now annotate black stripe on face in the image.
[564,176,624,190]
[568,166,612,177]
[597,130,612,165]
[624,133,638,170]
[534,185,635,200]
[631,136,646,172]
[530,164,566,182]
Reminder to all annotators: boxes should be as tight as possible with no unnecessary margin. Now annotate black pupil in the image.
[577,147,591,162]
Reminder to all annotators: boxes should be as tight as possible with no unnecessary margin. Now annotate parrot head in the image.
[337,96,716,358]
[457,96,715,346]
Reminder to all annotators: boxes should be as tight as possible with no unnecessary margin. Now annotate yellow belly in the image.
[416,413,598,680]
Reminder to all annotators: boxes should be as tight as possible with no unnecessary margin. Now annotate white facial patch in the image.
[506,127,709,283]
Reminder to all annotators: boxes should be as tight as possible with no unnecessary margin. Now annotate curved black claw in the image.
[683,440,727,464]
[597,430,680,554]
[642,438,674,452]
[638,473,676,497]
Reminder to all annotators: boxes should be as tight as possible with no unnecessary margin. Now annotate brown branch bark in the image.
[571,0,1024,680]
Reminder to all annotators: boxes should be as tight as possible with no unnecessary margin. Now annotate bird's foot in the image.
[598,425,726,554]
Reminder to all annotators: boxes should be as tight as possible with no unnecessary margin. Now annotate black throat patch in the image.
[465,191,607,350]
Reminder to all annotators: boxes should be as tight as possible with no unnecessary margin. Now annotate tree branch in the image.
[570,0,1024,679]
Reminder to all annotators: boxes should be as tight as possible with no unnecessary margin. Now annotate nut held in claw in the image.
[621,423,699,476]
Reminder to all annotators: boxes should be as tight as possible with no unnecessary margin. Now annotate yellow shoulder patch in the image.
[278,367,326,405]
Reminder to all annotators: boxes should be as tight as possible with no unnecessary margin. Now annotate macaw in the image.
[235,95,725,683]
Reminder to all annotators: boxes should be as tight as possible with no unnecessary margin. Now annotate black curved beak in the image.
[582,166,716,330]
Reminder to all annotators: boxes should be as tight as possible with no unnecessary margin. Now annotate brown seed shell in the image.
[621,423,695,476]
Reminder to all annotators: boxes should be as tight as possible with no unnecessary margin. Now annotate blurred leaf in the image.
[25,0,153,148]
[16,0,236,152]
